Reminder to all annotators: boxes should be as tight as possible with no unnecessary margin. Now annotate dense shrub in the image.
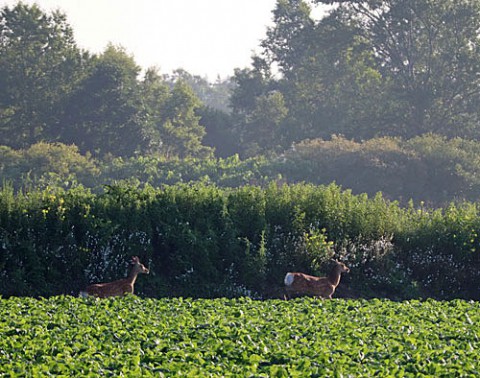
[278,134,480,205]
[1,183,479,300]
[0,142,99,189]
[3,134,480,206]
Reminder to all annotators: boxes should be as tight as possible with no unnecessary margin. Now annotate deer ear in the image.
[131,256,139,264]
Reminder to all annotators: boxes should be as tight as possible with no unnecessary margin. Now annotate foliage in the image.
[1,296,479,376]
[197,106,239,158]
[3,133,480,204]
[241,91,289,156]
[4,1,480,165]
[58,45,144,156]
[0,142,100,189]
[4,1,480,204]
[0,3,212,159]
[163,69,235,113]
[1,183,479,300]
[314,0,480,138]
[2,0,480,301]
[230,0,480,154]
[277,134,480,205]
[158,81,213,159]
[0,2,83,147]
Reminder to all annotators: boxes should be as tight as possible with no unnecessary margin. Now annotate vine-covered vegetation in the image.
[1,183,479,300]
[3,134,480,205]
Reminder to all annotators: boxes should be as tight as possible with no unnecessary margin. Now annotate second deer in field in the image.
[79,256,149,298]
[284,261,350,299]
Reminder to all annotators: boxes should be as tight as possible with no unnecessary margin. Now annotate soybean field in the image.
[1,296,479,377]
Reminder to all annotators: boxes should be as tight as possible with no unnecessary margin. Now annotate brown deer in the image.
[284,261,350,299]
[79,256,149,298]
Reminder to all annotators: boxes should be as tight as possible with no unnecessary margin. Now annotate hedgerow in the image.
[1,183,479,299]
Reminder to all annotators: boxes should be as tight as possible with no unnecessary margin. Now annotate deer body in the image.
[284,262,349,299]
[80,256,149,298]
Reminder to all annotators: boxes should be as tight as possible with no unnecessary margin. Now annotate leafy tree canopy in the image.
[0,3,213,159]
[0,2,83,147]
[231,0,480,154]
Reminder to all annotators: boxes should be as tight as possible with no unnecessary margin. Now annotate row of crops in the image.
[1,296,479,376]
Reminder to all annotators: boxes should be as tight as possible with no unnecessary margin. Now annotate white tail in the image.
[80,256,149,298]
[284,261,350,299]
[284,273,295,286]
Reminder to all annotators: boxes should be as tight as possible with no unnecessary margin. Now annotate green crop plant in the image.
[1,296,479,376]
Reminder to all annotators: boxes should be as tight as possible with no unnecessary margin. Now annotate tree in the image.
[261,0,315,77]
[160,81,213,158]
[230,61,273,119]
[139,67,171,155]
[0,142,99,189]
[242,91,289,156]
[234,0,480,144]
[230,59,281,156]
[314,0,480,138]
[162,69,239,156]
[0,3,82,147]
[305,23,398,139]
[259,0,401,140]
[140,69,213,159]
[163,69,235,113]
[59,45,146,156]
[197,106,238,158]
[0,3,220,160]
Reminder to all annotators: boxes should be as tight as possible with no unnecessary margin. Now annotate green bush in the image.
[1,183,479,299]
[0,142,99,190]
[3,135,480,206]
[278,134,480,205]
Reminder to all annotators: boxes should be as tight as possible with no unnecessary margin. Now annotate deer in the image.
[284,261,350,299]
[79,256,149,298]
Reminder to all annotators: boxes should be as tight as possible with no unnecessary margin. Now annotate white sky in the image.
[2,0,281,79]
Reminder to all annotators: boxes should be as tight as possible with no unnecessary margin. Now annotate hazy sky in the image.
[2,0,281,79]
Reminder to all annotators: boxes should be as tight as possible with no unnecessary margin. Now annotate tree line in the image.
[230,0,480,155]
[0,3,218,158]
[3,1,480,204]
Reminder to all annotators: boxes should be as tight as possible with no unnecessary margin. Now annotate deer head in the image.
[334,260,350,273]
[130,256,150,275]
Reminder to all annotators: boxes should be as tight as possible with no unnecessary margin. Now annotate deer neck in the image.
[126,268,140,285]
[327,266,342,287]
